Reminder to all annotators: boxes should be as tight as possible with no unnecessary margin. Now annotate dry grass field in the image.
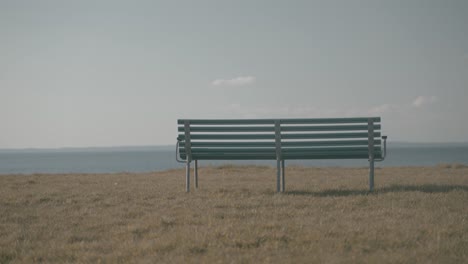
[1,165,467,263]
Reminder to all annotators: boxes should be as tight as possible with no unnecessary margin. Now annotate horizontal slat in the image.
[179,152,383,160]
[182,148,274,154]
[282,147,381,153]
[178,126,275,133]
[180,147,381,153]
[178,132,381,141]
[179,134,275,140]
[282,153,379,160]
[282,140,381,147]
[178,117,380,125]
[178,119,275,125]
[281,132,381,140]
[180,151,382,159]
[190,142,276,148]
[183,154,276,160]
[178,125,381,133]
[184,140,380,148]
[282,152,382,160]
[279,117,380,124]
[281,124,380,132]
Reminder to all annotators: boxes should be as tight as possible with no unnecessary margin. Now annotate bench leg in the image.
[369,160,374,192]
[186,161,190,193]
[194,160,198,189]
[276,159,281,193]
[281,160,285,192]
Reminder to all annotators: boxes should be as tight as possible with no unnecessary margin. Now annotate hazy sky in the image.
[1,0,468,148]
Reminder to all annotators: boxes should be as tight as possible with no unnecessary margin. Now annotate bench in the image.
[176,117,387,193]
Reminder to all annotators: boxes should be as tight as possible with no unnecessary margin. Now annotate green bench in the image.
[176,117,387,193]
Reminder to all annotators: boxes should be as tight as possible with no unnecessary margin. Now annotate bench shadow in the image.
[285,184,468,197]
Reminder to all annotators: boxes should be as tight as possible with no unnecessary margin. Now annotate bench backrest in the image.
[177,117,382,161]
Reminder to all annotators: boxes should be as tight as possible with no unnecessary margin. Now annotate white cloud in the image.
[412,96,437,108]
[368,104,400,115]
[368,96,438,115]
[211,76,256,87]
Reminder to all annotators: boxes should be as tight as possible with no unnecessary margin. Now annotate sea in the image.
[0,144,467,174]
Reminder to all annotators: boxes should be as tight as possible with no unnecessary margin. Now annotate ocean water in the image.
[0,146,467,174]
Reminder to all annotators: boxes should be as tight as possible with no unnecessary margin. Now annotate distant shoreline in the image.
[2,142,468,153]
[1,146,467,174]
[1,163,468,177]
[0,145,175,153]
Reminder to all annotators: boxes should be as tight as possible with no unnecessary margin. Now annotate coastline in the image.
[2,145,468,174]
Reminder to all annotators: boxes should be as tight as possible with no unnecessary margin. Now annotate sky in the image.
[1,0,468,148]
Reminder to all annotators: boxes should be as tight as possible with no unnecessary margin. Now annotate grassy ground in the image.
[1,165,467,263]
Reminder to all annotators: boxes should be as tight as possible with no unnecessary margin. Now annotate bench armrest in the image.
[380,136,388,161]
[176,139,187,163]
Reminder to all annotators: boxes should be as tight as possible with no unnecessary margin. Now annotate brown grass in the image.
[1,165,467,263]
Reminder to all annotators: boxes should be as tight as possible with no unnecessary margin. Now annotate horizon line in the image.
[2,141,468,151]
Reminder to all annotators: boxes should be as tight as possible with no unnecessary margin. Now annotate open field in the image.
[1,165,467,263]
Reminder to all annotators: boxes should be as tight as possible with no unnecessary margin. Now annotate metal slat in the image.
[179,147,383,152]
[282,151,379,157]
[282,153,370,160]
[178,132,381,141]
[178,119,276,125]
[281,124,380,132]
[183,148,275,154]
[180,147,381,155]
[282,140,381,147]
[177,117,381,125]
[281,132,381,140]
[179,140,382,148]
[192,154,276,160]
[185,153,379,160]
[178,126,275,133]
[178,134,276,140]
[179,140,381,147]
[282,147,381,153]
[180,151,383,160]
[279,117,380,124]
[190,142,276,148]
[180,152,383,160]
